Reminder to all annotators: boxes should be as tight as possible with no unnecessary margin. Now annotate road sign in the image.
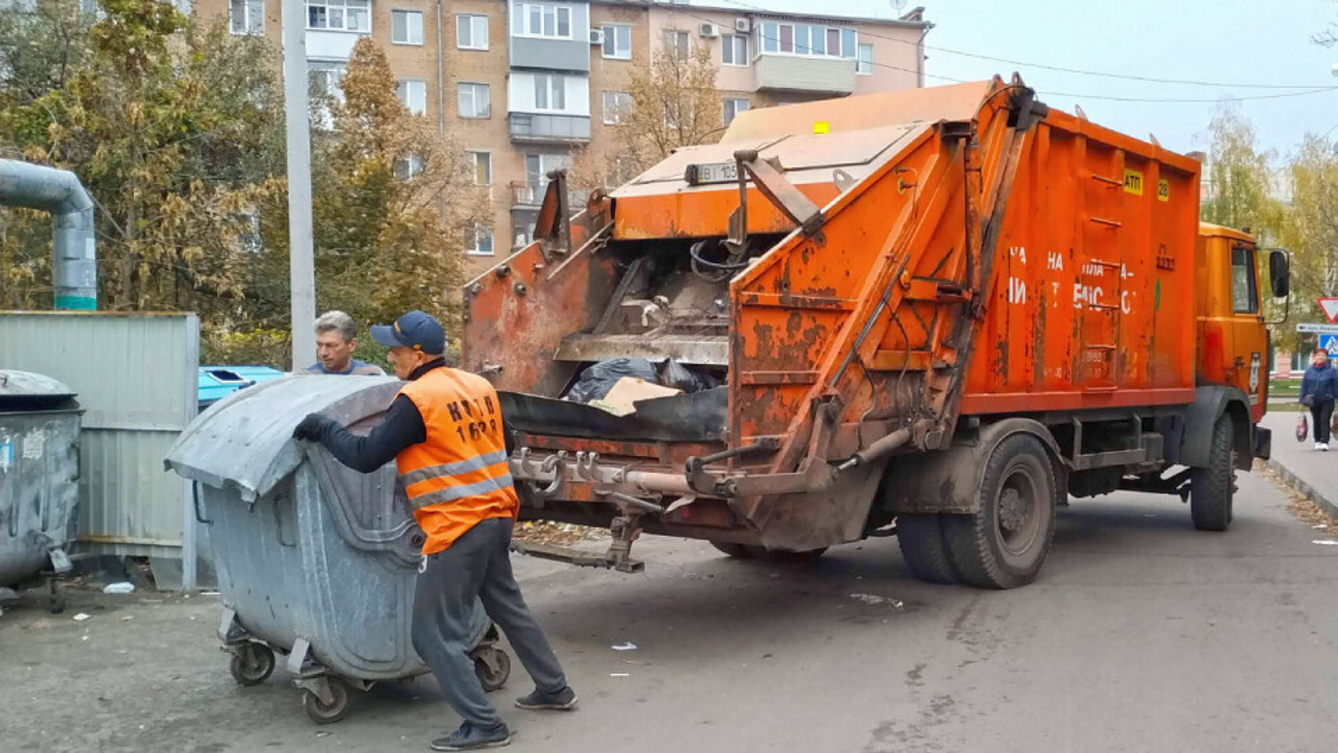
[1297,323,1338,334]
[1321,298,1338,323]
[1321,335,1338,356]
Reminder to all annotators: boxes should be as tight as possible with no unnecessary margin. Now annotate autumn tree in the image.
[1275,136,1338,352]
[239,38,488,367]
[1200,105,1285,241]
[583,32,723,189]
[0,0,284,313]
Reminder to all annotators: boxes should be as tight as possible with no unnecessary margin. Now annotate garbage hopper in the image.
[0,370,80,614]
[165,375,510,724]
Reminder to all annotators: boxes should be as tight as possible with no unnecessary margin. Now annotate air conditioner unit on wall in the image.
[590,29,604,45]
[734,18,751,33]
[699,23,720,38]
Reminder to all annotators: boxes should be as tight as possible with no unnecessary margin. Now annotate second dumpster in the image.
[165,375,509,724]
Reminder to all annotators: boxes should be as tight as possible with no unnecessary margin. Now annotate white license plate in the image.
[688,161,739,185]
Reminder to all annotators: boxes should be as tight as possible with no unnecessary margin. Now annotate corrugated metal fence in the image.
[0,312,203,587]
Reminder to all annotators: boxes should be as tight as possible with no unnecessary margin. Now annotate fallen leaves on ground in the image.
[513,521,608,547]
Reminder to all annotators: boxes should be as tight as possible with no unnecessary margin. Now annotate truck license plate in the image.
[686,161,739,185]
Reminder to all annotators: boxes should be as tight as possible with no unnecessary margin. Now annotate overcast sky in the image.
[692,0,1338,160]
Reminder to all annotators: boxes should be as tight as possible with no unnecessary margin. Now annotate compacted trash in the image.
[165,375,510,724]
[0,370,80,614]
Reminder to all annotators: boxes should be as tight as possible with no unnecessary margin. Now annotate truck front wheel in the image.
[1190,414,1234,532]
[944,434,1057,589]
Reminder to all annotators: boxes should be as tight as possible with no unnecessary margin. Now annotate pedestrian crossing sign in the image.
[1321,334,1338,356]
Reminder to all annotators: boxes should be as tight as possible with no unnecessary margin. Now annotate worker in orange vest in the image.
[293,310,575,751]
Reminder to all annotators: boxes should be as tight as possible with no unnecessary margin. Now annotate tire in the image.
[943,433,1058,589]
[229,643,276,687]
[1190,414,1234,532]
[473,647,512,693]
[709,541,755,559]
[897,514,959,584]
[302,677,352,725]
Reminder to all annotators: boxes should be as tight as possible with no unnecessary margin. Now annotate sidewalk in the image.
[1261,410,1338,520]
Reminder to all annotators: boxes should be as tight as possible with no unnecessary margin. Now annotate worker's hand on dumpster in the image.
[293,413,330,442]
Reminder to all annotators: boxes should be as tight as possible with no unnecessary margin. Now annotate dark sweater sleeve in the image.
[317,394,426,473]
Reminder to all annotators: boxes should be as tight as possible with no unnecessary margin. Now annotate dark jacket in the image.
[1300,362,1338,404]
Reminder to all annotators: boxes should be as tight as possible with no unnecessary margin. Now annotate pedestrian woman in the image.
[1300,348,1338,451]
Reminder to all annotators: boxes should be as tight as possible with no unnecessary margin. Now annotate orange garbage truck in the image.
[461,76,1288,588]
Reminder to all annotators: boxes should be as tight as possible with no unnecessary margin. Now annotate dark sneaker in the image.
[515,685,578,711]
[429,722,511,751]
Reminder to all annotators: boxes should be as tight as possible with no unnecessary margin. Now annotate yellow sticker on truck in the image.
[1123,169,1144,196]
[1157,179,1169,202]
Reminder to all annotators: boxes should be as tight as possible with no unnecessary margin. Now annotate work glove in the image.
[293,413,331,442]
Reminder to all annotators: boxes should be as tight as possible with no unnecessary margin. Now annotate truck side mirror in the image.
[1268,249,1290,299]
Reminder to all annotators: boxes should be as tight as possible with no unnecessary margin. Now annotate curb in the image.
[1267,457,1338,521]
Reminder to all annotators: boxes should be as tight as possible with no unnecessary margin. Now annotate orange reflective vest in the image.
[396,366,518,555]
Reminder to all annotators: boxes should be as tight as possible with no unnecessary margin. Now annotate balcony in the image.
[753,54,856,95]
[508,112,591,144]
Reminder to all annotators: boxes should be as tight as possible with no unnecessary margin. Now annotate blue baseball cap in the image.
[370,310,446,355]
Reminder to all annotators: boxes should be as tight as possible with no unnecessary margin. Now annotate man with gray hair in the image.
[305,310,386,376]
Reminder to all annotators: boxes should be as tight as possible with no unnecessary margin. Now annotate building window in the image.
[513,2,573,40]
[457,14,488,49]
[394,154,425,181]
[230,0,264,35]
[458,82,491,119]
[604,156,635,189]
[398,80,426,115]
[525,153,574,201]
[602,91,632,125]
[602,23,631,59]
[308,61,346,124]
[664,29,689,60]
[722,97,749,126]
[468,223,495,256]
[856,42,873,75]
[758,21,855,58]
[722,33,748,66]
[467,151,492,185]
[533,73,566,111]
[306,0,370,33]
[391,10,422,45]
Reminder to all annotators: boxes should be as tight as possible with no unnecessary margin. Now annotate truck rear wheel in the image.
[1190,414,1234,532]
[897,514,959,584]
[944,434,1057,589]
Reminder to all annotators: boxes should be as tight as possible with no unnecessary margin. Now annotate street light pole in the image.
[282,0,316,371]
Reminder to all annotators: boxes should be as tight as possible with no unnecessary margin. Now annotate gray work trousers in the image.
[411,516,567,729]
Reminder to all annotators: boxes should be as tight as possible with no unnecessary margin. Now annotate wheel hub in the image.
[999,487,1027,533]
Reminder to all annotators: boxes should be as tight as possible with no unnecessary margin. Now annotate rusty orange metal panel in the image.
[958,108,1200,411]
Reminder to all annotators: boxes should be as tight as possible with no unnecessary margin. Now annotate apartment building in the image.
[195,0,931,274]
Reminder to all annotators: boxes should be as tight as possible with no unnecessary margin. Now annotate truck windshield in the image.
[1231,245,1259,314]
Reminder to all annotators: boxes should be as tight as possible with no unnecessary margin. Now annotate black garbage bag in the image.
[565,358,659,403]
[657,358,719,394]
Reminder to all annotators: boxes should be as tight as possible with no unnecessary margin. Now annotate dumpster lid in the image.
[165,375,403,503]
[0,370,76,399]
[0,370,79,411]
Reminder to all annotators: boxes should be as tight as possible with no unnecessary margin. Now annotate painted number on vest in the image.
[448,394,501,443]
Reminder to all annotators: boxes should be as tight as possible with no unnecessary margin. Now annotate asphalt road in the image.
[3,470,1337,753]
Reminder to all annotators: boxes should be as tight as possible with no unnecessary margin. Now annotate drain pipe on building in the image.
[0,159,97,310]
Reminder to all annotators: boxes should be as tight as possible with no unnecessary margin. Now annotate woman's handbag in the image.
[1298,412,1310,442]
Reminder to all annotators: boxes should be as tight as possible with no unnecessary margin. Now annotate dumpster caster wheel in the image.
[230,643,276,687]
[46,580,66,615]
[302,677,352,724]
[473,647,512,693]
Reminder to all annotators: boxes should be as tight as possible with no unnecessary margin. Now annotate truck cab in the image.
[1194,224,1289,424]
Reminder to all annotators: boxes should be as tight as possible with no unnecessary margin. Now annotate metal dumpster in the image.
[165,375,510,724]
[0,370,80,614]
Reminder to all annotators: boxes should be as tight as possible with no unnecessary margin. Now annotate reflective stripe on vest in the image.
[398,449,509,487]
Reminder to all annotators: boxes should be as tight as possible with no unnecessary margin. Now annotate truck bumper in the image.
[1253,426,1272,462]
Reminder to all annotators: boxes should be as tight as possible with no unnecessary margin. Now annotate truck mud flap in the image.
[499,388,727,443]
